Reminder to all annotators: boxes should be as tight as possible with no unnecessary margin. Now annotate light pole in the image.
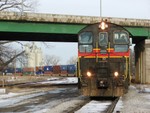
[100,0,102,18]
[21,0,24,16]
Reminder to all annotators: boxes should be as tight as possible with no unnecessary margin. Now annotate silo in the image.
[35,48,43,66]
[28,52,35,67]
[25,42,43,69]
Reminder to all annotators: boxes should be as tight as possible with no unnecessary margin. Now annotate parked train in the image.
[3,64,76,76]
[77,20,132,97]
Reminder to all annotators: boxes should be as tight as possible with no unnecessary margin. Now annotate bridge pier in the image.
[135,39,150,84]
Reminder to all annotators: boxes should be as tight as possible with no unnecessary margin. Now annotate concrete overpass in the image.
[0,11,150,43]
[0,11,150,83]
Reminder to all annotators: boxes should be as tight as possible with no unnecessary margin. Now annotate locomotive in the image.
[77,20,131,97]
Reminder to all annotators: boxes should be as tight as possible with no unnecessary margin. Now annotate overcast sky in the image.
[37,0,150,19]
[32,0,150,64]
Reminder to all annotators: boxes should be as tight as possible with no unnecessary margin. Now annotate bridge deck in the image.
[0,12,150,43]
[0,11,150,27]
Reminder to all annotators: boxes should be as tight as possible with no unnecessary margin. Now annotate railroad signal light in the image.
[99,21,108,30]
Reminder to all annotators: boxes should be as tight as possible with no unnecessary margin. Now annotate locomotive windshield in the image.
[78,32,93,53]
[113,31,129,44]
[114,45,128,52]
[79,45,93,52]
[113,31,129,52]
[79,32,93,44]
[99,32,108,46]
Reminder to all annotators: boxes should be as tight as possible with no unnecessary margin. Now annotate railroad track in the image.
[72,96,119,113]
[106,97,119,113]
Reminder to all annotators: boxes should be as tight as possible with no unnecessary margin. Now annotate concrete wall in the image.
[135,39,150,84]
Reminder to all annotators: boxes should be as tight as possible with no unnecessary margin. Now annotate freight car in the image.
[77,20,132,97]
[26,65,76,76]
[4,64,76,76]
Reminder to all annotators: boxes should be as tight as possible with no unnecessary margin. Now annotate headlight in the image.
[99,21,108,30]
[100,81,103,84]
[87,71,92,77]
[114,71,119,77]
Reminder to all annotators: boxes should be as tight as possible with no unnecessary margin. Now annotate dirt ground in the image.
[0,75,51,86]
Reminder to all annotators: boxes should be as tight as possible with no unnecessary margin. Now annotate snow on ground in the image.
[113,85,150,113]
[46,77,61,81]
[75,100,112,113]
[38,77,78,84]
[0,77,78,99]
[137,85,150,93]
[34,95,86,113]
[0,92,47,108]
[0,77,77,97]
[0,87,73,112]
[0,77,78,112]
[0,92,20,99]
[25,96,70,113]
[113,97,123,113]
[2,78,150,113]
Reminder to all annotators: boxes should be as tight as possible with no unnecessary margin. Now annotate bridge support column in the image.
[135,51,144,83]
[135,39,150,84]
[144,39,150,83]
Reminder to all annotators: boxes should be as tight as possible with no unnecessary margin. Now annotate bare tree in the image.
[15,52,28,68]
[44,55,60,66]
[0,0,38,12]
[0,41,25,71]
[67,56,77,64]
[0,41,54,71]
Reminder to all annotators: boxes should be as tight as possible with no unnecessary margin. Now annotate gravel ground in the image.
[1,76,150,113]
[44,96,87,113]
[114,84,150,113]
[41,84,150,113]
[0,75,59,87]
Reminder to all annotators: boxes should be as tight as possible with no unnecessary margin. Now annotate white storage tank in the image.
[25,42,43,68]
[35,48,43,66]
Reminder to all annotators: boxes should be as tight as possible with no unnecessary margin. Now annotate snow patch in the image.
[137,85,150,93]
[75,100,111,113]
[38,77,78,84]
[113,97,123,113]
